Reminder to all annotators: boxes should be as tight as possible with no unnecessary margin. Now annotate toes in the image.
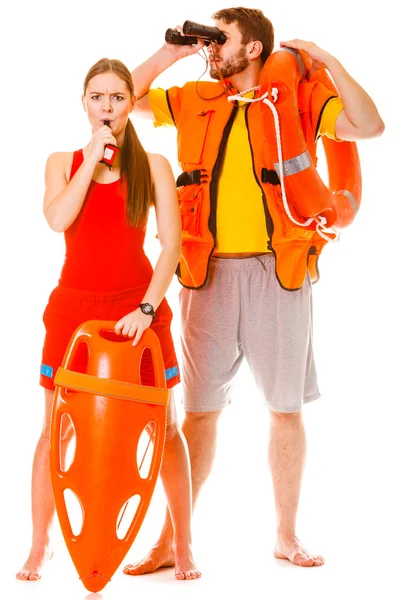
[175,569,202,580]
[125,569,138,576]
[16,570,41,581]
[123,564,133,574]
[294,552,325,567]
[294,553,314,567]
[299,558,314,567]
[193,570,202,579]
[123,562,153,576]
[187,569,202,579]
[185,570,197,580]
[175,571,186,580]
[123,566,139,576]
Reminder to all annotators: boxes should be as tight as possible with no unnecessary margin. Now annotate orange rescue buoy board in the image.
[50,320,169,592]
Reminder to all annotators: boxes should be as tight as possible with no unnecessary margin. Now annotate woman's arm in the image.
[115,153,181,344]
[43,126,117,232]
[141,153,181,307]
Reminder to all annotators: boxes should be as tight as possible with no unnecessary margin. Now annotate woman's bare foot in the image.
[16,547,54,581]
[274,534,324,567]
[123,541,201,580]
[123,543,175,576]
[173,543,201,580]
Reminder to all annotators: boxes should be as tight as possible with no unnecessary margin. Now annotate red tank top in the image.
[59,150,153,291]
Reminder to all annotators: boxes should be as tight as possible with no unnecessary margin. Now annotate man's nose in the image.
[207,42,219,55]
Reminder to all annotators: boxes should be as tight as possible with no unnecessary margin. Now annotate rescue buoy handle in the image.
[54,368,170,406]
[61,321,167,388]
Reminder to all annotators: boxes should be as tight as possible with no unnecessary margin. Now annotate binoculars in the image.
[165,20,227,46]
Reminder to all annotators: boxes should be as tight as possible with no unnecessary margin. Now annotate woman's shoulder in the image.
[147,152,171,168]
[146,152,173,176]
[45,151,79,181]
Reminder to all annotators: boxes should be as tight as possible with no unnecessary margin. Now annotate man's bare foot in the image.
[16,548,54,581]
[274,534,324,567]
[123,542,201,580]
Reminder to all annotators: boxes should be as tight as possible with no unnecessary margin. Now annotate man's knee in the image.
[269,409,303,425]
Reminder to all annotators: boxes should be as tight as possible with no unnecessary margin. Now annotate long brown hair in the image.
[212,7,274,65]
[83,58,154,228]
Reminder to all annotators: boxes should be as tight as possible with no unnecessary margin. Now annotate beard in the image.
[209,45,250,80]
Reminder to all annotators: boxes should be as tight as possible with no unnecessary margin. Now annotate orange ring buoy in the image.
[258,48,362,234]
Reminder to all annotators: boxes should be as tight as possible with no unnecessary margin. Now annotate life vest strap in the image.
[176,170,201,186]
[333,189,358,214]
[176,169,209,187]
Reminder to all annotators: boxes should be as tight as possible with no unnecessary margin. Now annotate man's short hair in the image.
[212,7,274,65]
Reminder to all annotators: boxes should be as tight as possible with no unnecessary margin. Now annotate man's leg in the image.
[269,410,324,566]
[124,408,222,575]
[240,255,324,567]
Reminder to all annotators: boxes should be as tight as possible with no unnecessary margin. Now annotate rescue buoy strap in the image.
[273,149,313,177]
[333,189,358,214]
[80,571,111,582]
[54,368,169,406]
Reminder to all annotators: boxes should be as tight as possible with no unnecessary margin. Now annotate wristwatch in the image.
[139,303,156,319]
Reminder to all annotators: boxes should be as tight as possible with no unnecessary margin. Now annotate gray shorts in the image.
[179,254,320,413]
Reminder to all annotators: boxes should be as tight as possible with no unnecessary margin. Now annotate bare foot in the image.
[274,535,324,567]
[16,548,54,581]
[174,543,202,580]
[123,542,201,580]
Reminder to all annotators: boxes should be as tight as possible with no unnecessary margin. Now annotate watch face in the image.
[140,303,154,315]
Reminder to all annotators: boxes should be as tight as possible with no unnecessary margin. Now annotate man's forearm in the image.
[131,46,178,99]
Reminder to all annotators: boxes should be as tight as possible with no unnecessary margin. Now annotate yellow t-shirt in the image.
[149,88,343,253]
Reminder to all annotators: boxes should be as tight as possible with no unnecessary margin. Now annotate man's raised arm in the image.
[131,31,204,120]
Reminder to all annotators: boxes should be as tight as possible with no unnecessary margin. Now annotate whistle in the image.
[100,120,119,170]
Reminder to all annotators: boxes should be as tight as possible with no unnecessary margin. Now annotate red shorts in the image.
[40,284,180,390]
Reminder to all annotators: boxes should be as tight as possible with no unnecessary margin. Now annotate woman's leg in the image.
[159,390,201,579]
[16,388,73,580]
[125,389,201,580]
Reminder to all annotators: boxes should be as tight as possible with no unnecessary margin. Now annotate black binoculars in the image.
[165,20,227,46]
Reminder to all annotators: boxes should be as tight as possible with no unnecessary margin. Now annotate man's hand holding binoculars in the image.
[163,25,205,61]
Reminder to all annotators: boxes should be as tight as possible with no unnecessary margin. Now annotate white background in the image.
[1,1,398,599]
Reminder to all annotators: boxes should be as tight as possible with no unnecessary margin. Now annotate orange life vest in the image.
[167,50,361,290]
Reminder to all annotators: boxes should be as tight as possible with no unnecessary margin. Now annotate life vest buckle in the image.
[176,169,208,187]
[261,168,280,186]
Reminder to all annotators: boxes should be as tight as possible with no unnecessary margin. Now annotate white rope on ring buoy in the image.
[228,88,339,243]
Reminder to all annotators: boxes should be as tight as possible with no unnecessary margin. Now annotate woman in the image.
[16,58,201,581]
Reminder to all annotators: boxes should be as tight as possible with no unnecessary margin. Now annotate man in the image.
[123,7,384,573]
